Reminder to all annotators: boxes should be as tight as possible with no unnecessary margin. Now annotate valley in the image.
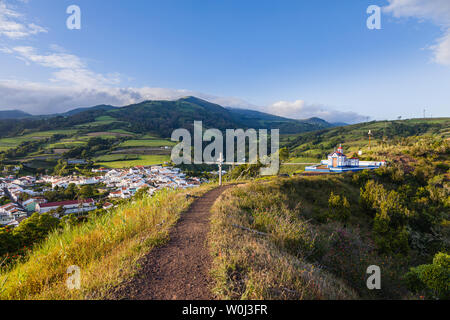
[0,97,334,171]
[0,97,448,301]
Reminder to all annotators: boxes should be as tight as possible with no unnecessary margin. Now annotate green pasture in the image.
[96,155,170,168]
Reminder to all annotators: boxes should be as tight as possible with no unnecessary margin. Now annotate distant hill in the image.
[284,117,450,160]
[0,110,32,119]
[0,97,334,139]
[226,108,333,132]
[59,104,117,116]
[58,96,333,136]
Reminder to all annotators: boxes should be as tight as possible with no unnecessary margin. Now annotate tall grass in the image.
[209,183,359,300]
[209,176,415,299]
[0,185,214,300]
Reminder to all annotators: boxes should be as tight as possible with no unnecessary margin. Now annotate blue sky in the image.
[0,0,449,123]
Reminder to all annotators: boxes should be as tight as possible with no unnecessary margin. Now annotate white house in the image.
[0,213,15,226]
[37,199,96,215]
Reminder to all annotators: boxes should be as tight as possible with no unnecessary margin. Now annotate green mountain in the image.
[226,108,332,133]
[97,96,333,136]
[0,110,32,119]
[0,97,333,139]
[59,104,117,116]
[0,97,337,169]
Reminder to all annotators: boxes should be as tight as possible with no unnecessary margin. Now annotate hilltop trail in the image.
[111,185,233,300]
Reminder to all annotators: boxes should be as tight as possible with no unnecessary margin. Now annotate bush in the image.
[328,192,350,222]
[405,252,450,299]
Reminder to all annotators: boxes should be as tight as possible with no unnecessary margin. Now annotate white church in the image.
[305,144,386,173]
[327,145,359,168]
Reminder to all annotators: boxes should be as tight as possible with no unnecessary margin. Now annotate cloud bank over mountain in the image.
[0,0,367,123]
[263,100,367,124]
[0,79,368,123]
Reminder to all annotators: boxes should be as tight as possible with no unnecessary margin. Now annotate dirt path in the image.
[112,185,233,300]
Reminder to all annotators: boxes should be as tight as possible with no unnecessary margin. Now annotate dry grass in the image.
[0,184,215,300]
[209,183,359,300]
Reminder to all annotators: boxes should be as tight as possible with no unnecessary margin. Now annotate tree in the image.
[328,192,351,222]
[134,187,150,200]
[64,183,78,199]
[360,180,410,254]
[56,206,65,216]
[279,148,290,162]
[12,213,59,248]
[0,227,18,257]
[78,185,95,199]
[405,252,450,299]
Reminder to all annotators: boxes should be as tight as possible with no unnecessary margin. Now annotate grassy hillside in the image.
[211,134,449,300]
[283,118,449,162]
[0,184,215,300]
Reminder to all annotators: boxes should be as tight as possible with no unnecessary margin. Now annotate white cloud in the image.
[384,0,450,65]
[0,1,368,124]
[0,80,367,123]
[5,46,121,87]
[430,31,450,66]
[263,100,367,124]
[0,1,47,39]
[0,81,254,115]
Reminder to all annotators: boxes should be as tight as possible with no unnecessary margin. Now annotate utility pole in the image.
[368,130,372,150]
[218,152,224,186]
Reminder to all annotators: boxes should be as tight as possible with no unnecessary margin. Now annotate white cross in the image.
[218,152,224,186]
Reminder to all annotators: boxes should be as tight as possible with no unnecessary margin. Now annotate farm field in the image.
[0,130,78,149]
[279,164,308,175]
[286,156,320,163]
[96,155,170,168]
[118,139,175,148]
[93,154,139,162]
[75,116,123,128]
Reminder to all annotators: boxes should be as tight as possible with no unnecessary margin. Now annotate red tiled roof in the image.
[39,199,94,208]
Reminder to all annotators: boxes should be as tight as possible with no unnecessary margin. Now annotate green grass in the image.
[95,116,116,122]
[75,116,123,128]
[109,129,135,135]
[286,156,320,163]
[279,164,307,175]
[47,140,87,149]
[118,139,175,148]
[0,130,78,149]
[21,130,78,137]
[96,155,170,168]
[209,180,360,300]
[139,134,159,139]
[0,185,215,300]
[93,154,139,162]
[209,176,415,300]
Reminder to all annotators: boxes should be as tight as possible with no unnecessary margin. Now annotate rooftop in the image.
[39,199,95,208]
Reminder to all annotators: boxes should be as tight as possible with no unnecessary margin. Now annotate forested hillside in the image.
[0,97,332,139]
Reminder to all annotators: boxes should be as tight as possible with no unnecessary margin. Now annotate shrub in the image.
[405,252,450,299]
[328,192,350,223]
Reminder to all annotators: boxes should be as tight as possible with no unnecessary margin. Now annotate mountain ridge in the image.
[0,110,33,119]
[0,96,334,126]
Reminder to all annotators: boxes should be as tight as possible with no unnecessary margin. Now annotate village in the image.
[0,166,205,228]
